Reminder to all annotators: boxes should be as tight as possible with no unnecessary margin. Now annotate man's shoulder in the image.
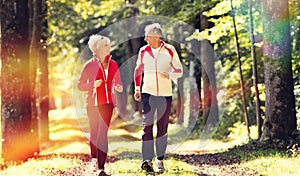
[163,43,175,50]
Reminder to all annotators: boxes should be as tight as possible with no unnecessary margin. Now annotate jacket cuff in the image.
[135,86,140,91]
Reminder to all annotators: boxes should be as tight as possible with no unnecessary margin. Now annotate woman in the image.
[78,34,123,176]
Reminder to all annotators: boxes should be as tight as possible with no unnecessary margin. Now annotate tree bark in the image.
[1,0,37,161]
[260,0,297,140]
[230,0,250,137]
[200,14,219,125]
[36,0,50,141]
[248,0,263,139]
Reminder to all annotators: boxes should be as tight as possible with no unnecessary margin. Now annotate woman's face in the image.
[98,40,111,57]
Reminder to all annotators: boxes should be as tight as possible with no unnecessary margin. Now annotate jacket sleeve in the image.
[169,46,183,79]
[134,49,144,91]
[77,63,95,91]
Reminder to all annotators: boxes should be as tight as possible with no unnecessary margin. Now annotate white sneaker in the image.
[155,159,165,173]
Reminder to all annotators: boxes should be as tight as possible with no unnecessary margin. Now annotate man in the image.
[134,23,183,173]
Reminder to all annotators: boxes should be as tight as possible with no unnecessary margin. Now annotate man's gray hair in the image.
[144,23,163,37]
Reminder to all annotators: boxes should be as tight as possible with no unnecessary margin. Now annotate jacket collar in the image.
[93,54,112,63]
[144,40,166,59]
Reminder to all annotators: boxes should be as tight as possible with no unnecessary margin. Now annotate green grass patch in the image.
[216,139,300,176]
[108,157,196,176]
[243,157,300,176]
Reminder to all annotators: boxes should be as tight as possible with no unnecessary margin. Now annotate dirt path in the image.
[0,108,258,175]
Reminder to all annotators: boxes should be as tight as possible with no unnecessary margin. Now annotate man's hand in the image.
[134,90,141,101]
[160,72,169,79]
[94,79,103,88]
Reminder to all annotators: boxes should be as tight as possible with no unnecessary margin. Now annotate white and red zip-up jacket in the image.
[78,55,123,107]
[134,41,183,96]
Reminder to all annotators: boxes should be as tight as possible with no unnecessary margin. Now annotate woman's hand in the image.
[94,79,103,88]
[115,85,123,92]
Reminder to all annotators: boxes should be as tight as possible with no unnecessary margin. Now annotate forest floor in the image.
[0,107,299,176]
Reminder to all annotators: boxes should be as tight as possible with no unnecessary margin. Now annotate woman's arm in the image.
[77,63,95,91]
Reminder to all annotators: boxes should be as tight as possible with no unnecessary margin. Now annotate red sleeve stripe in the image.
[134,63,144,86]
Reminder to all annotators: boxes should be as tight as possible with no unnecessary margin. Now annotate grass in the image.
[107,158,195,176]
[0,107,299,175]
[243,157,300,176]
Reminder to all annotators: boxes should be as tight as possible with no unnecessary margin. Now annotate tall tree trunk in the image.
[125,0,142,114]
[230,0,250,137]
[1,0,37,161]
[248,0,263,139]
[261,0,296,140]
[200,14,219,125]
[191,39,202,126]
[37,0,49,141]
[173,42,184,125]
[172,26,184,125]
[29,0,43,154]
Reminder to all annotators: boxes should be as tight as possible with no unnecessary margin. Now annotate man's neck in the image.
[151,41,161,49]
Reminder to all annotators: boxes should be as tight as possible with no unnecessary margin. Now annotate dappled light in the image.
[1,0,299,175]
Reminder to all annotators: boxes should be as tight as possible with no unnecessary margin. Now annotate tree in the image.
[248,0,263,138]
[200,14,219,125]
[230,0,250,137]
[1,0,38,161]
[260,0,297,140]
[37,1,50,141]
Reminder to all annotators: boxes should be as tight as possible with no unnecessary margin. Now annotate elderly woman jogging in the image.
[78,34,123,176]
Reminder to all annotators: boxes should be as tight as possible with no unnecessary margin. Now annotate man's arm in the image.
[169,46,183,79]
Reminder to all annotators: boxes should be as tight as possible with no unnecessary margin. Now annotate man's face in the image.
[145,30,160,46]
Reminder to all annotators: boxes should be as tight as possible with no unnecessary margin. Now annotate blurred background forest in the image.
[0,0,299,163]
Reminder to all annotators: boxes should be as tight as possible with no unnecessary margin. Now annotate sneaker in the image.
[141,160,154,173]
[98,170,110,176]
[155,159,165,173]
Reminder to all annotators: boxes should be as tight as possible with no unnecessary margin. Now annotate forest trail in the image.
[0,107,258,176]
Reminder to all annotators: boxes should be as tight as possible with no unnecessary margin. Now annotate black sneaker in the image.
[141,160,154,173]
[98,170,110,176]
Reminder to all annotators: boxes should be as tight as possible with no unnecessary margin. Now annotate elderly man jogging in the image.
[134,23,183,173]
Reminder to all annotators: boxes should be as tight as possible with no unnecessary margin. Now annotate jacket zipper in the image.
[105,82,109,103]
[104,62,110,104]
[155,47,162,96]
[95,57,110,104]
[155,60,159,96]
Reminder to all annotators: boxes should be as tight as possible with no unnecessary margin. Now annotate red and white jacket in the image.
[78,55,123,107]
[134,41,183,96]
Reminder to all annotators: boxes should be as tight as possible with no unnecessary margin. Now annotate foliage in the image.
[45,0,299,137]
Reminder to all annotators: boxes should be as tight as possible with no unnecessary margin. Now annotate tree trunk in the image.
[37,0,50,141]
[248,0,263,139]
[190,39,202,126]
[260,0,296,140]
[125,2,142,114]
[230,0,250,137]
[200,14,219,125]
[29,0,43,154]
[1,0,37,161]
[172,39,184,125]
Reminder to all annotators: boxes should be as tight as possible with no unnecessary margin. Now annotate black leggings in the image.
[87,104,114,169]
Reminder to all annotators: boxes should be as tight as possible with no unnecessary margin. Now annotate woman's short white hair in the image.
[144,23,163,37]
[88,34,110,53]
